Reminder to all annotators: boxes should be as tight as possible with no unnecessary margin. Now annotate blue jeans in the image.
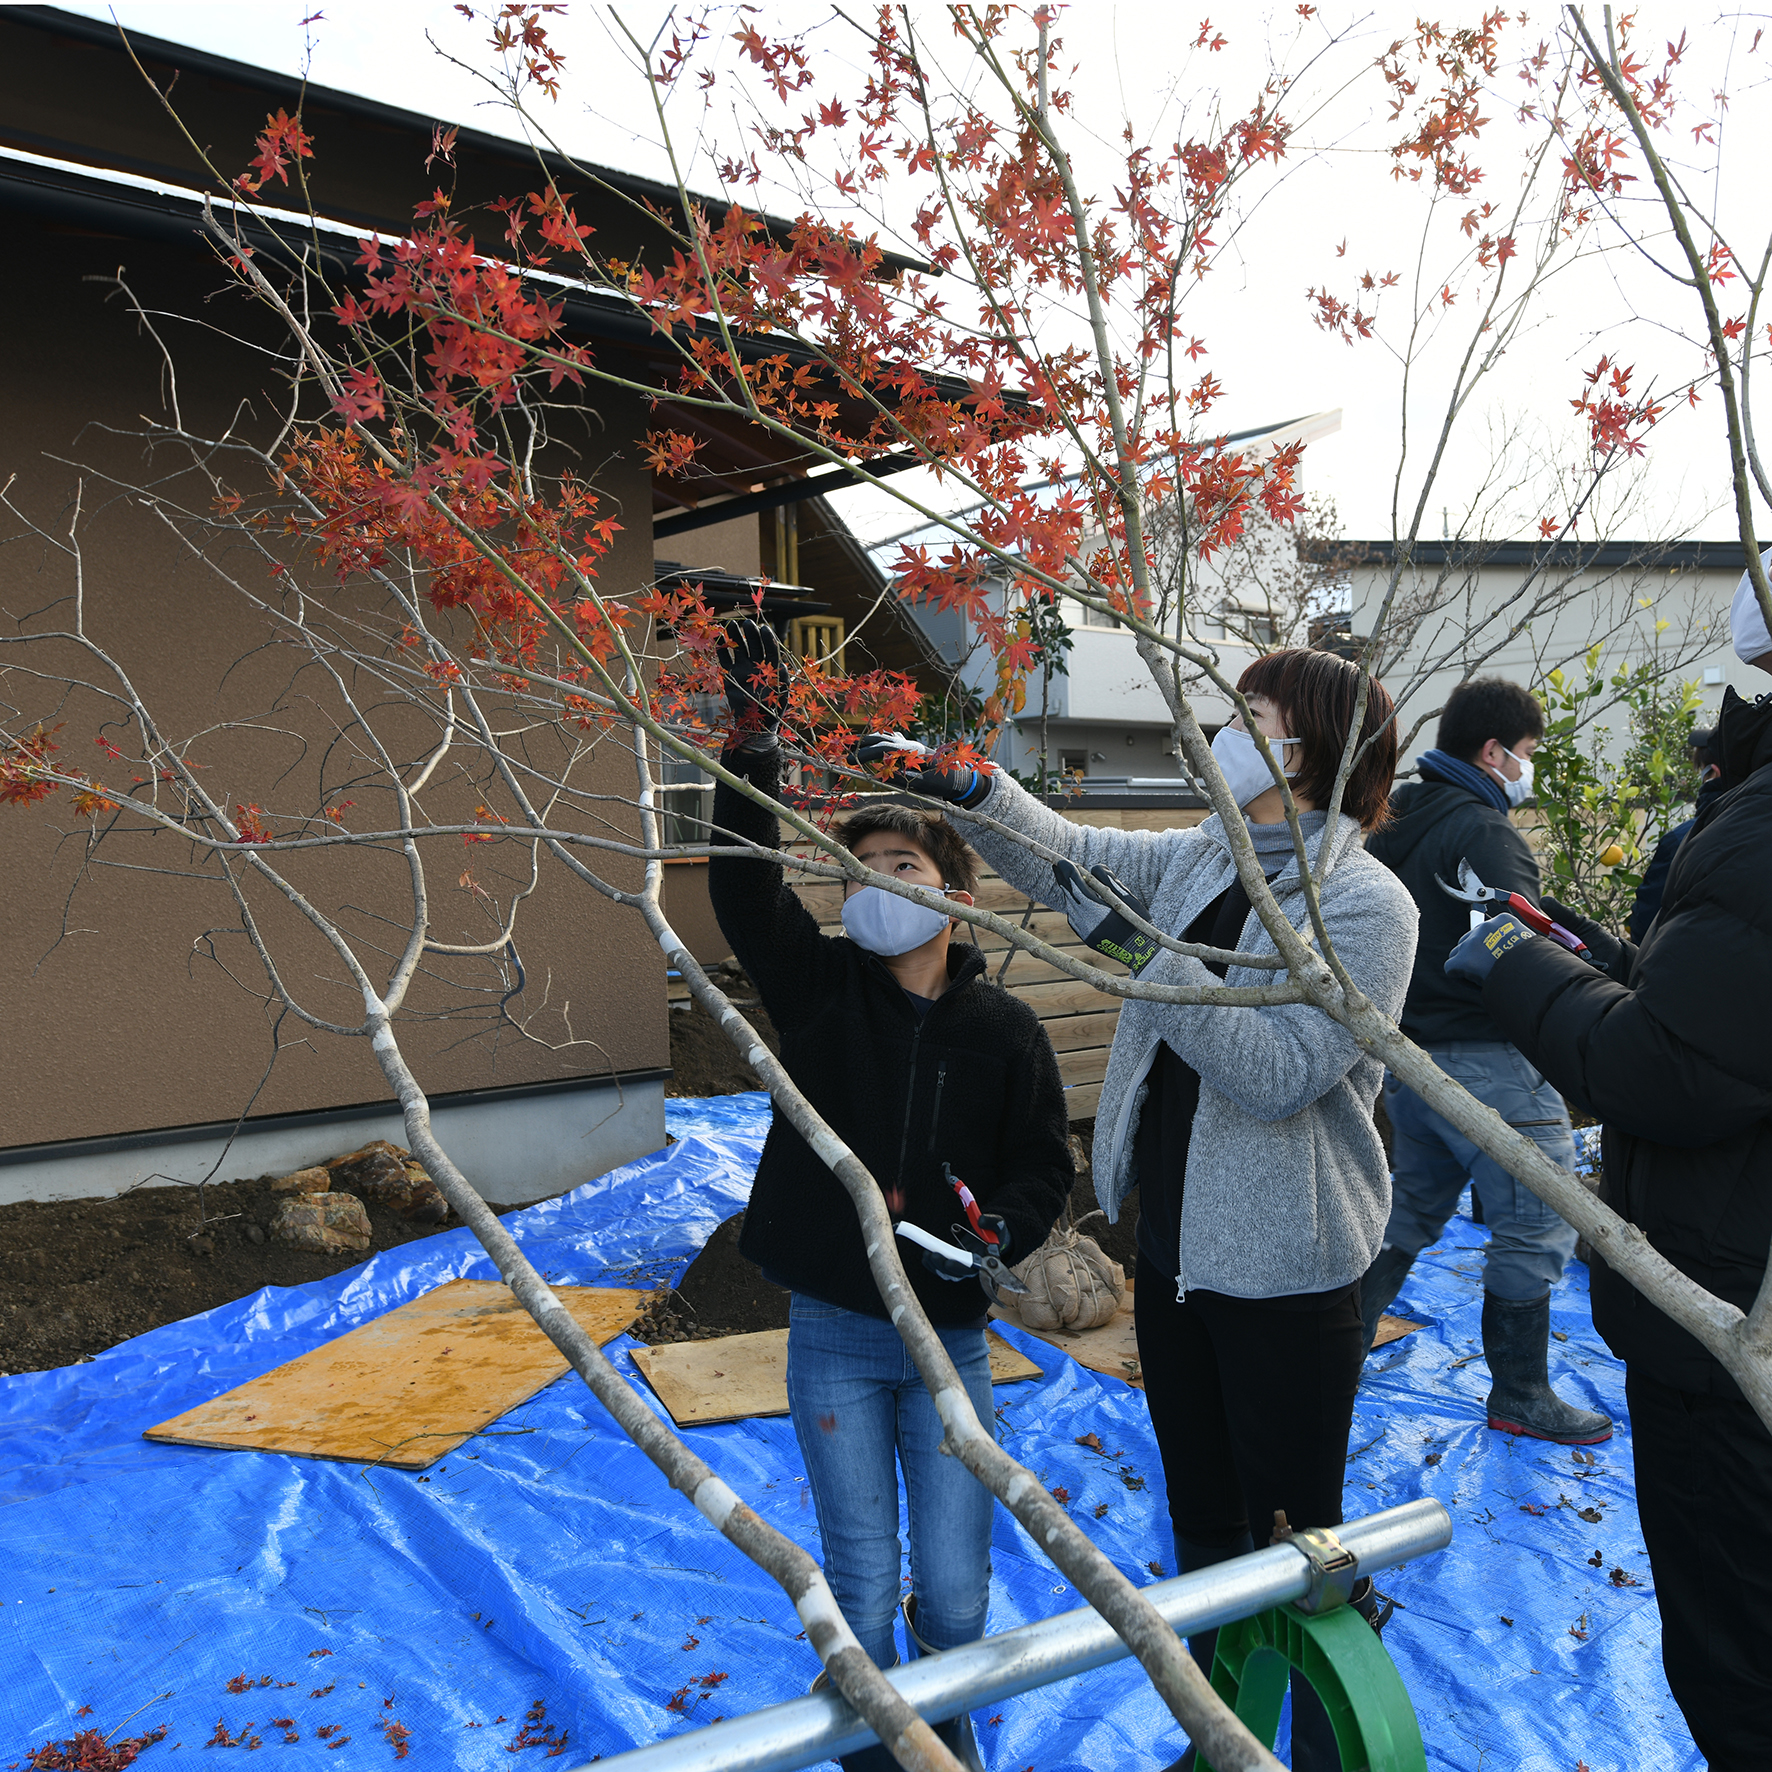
[1382,1042,1578,1301]
[784,1295,996,1669]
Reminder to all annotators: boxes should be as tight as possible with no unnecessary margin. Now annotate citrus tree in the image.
[1532,646,1705,933]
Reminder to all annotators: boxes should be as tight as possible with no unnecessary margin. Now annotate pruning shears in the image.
[891,1163,1029,1296]
[1435,858,1593,960]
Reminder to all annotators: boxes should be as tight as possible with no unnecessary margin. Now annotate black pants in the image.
[1134,1252,1364,1550]
[1627,1370,1772,1769]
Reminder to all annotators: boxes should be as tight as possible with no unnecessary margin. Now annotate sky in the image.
[44,2,1772,550]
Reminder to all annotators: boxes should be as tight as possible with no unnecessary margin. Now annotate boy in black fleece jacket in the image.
[706,623,1069,1772]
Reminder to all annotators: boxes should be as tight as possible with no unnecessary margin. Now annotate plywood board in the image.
[1064,1082,1104,1120]
[629,1328,1042,1429]
[144,1278,649,1470]
[988,1296,1426,1386]
[1372,1313,1426,1350]
[991,1292,1144,1389]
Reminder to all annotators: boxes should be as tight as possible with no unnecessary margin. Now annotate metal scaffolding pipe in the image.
[579,1498,1453,1772]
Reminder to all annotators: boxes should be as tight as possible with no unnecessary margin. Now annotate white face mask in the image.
[1499,745,1535,809]
[841,885,953,956]
[1209,724,1301,809]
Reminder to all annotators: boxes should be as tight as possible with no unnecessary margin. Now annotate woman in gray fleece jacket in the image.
[914,649,1417,1769]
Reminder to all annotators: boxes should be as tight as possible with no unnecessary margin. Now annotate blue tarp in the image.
[0,1093,1696,1770]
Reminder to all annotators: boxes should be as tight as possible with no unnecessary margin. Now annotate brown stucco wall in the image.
[659,515,762,581]
[659,863,732,966]
[0,219,667,1151]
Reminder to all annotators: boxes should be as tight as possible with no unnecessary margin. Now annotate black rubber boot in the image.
[1358,1244,1417,1357]
[1482,1291,1613,1444]
[900,1597,985,1772]
[1349,1575,1395,1635]
[1162,1533,1254,1772]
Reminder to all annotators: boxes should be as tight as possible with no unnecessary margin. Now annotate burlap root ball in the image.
[1010,1220,1126,1331]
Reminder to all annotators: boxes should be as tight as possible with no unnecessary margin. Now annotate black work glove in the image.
[1540,896,1626,977]
[1052,860,1161,975]
[720,618,786,753]
[1444,913,1534,984]
[855,732,984,804]
[922,1216,1012,1302]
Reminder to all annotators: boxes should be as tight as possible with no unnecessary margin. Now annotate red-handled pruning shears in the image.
[889,1163,1029,1296]
[945,1163,995,1246]
[1435,858,1592,960]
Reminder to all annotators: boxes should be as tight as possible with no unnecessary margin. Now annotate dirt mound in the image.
[630,1212,789,1344]
[667,963,780,1099]
[0,1175,522,1377]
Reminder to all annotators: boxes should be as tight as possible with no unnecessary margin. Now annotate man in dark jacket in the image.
[1359,677,1612,1443]
[706,622,1070,1772]
[1448,680,1772,1769]
[1627,727,1723,941]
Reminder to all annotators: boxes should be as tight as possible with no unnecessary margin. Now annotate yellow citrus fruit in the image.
[1598,843,1625,867]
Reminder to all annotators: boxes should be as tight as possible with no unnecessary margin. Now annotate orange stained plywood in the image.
[143,1278,649,1469]
[629,1328,1041,1429]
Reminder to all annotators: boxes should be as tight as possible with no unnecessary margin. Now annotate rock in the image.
[267,1166,331,1196]
[270,1191,372,1254]
[325,1140,450,1224]
[244,1222,266,1246]
[189,1234,215,1257]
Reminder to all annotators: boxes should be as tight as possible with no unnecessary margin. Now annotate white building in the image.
[1340,539,1753,759]
[888,407,1757,785]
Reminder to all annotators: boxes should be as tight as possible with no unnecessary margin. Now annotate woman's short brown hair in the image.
[1235,649,1399,831]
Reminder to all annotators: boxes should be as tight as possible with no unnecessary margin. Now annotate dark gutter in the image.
[1338,538,1749,570]
[8,5,931,276]
[651,566,830,618]
[653,452,925,537]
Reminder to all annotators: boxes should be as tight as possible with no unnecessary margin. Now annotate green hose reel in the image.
[1196,1601,1426,1772]
[1196,1523,1427,1772]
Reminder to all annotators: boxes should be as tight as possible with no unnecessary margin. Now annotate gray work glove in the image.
[1052,861,1161,975]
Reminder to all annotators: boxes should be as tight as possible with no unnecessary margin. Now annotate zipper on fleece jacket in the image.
[927,1060,948,1153]
[893,1019,923,1196]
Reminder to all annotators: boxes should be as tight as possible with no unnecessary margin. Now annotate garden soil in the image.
[664,960,780,1099]
[4,982,1118,1376]
[2,963,783,1377]
[0,1176,527,1378]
